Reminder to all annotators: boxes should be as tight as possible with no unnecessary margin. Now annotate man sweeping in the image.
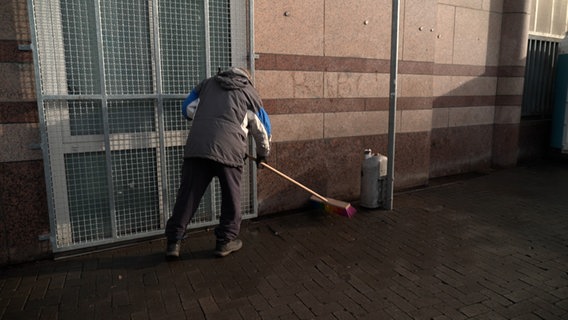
[165,67,271,259]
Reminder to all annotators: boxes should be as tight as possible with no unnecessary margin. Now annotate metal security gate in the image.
[28,0,256,251]
[522,36,560,118]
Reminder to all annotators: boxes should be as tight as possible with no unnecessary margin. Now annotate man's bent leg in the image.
[165,158,214,242]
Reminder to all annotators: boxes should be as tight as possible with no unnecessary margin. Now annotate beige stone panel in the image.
[256,71,293,99]
[483,0,503,12]
[453,8,500,66]
[435,4,456,64]
[399,109,432,133]
[0,123,42,162]
[433,75,452,96]
[494,106,521,124]
[399,74,433,97]
[433,75,497,96]
[486,12,502,66]
[255,0,324,55]
[503,0,530,13]
[432,108,450,128]
[324,111,389,138]
[402,0,437,62]
[270,113,324,142]
[453,7,486,66]
[438,0,483,9]
[456,76,497,96]
[499,12,530,67]
[497,77,525,96]
[449,106,495,127]
[324,72,390,98]
[324,0,391,59]
[255,70,324,99]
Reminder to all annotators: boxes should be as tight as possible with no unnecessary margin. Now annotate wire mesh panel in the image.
[101,1,154,95]
[210,0,233,72]
[64,151,111,243]
[30,0,255,251]
[158,1,206,94]
[68,101,103,135]
[60,0,100,95]
[111,148,160,236]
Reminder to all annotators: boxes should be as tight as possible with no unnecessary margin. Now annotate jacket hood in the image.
[215,68,251,90]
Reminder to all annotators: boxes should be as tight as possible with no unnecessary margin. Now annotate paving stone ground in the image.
[1,159,567,319]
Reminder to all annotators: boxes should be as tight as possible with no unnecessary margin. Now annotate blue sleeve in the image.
[256,107,272,137]
[181,89,199,119]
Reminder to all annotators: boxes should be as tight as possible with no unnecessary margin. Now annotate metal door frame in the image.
[28,0,257,252]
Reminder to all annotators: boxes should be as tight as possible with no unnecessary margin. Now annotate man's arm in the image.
[247,107,271,157]
[181,89,199,120]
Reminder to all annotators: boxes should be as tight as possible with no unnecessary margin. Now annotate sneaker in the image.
[214,239,242,257]
[165,241,181,259]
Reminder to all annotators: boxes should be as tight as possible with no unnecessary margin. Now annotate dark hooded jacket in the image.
[183,68,271,167]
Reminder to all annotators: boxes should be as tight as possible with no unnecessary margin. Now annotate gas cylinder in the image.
[360,149,388,208]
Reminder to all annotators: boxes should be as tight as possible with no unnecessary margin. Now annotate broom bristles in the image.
[310,195,357,218]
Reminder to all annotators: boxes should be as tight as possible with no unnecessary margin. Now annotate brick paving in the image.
[1,160,567,319]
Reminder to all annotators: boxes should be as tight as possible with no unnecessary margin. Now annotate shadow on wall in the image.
[430,1,530,178]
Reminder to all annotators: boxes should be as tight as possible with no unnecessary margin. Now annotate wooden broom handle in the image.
[247,154,328,203]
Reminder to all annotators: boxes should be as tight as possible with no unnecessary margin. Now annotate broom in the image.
[247,155,356,218]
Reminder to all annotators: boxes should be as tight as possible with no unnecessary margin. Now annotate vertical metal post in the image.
[203,0,216,218]
[204,0,212,77]
[93,0,119,237]
[248,0,259,216]
[27,0,58,248]
[386,0,400,210]
[249,0,255,79]
[151,0,169,227]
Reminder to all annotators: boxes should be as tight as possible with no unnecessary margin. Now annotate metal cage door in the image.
[29,0,256,251]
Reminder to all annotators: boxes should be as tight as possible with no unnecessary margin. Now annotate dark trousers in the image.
[165,158,243,243]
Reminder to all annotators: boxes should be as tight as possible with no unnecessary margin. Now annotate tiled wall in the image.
[0,0,51,265]
[253,0,529,212]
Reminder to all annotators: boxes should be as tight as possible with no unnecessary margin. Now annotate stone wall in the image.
[0,0,51,265]
[253,0,530,213]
